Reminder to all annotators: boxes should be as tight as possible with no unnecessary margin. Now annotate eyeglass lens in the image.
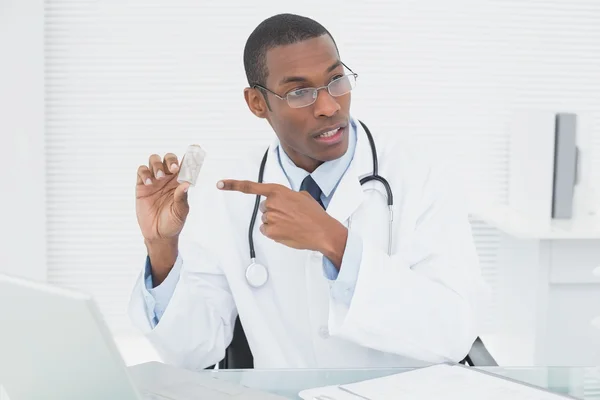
[287,74,356,108]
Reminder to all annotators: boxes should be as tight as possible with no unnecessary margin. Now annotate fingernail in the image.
[156,170,165,179]
[170,163,179,172]
[144,178,152,185]
[184,186,188,193]
[217,181,224,189]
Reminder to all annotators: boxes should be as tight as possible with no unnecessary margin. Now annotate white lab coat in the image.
[128,120,489,371]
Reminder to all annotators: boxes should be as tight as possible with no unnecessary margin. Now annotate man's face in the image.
[245,35,352,172]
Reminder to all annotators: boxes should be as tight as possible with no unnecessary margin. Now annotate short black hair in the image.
[243,13,338,88]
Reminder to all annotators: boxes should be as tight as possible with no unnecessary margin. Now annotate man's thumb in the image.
[173,182,190,210]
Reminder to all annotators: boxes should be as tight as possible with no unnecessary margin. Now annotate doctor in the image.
[129,13,489,370]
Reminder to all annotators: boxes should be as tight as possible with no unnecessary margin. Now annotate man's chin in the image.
[314,141,349,163]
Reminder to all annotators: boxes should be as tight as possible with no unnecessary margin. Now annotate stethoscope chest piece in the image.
[245,260,268,288]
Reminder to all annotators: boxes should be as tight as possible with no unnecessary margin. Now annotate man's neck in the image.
[280,145,322,173]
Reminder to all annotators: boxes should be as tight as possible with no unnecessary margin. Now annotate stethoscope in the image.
[245,121,394,288]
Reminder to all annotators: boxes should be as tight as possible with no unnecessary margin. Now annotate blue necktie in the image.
[300,175,325,209]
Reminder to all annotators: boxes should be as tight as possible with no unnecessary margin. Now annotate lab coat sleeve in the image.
[141,255,183,326]
[327,162,490,364]
[129,245,236,370]
[322,231,363,306]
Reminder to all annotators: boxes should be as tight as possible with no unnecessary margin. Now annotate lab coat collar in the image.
[262,116,373,225]
[263,140,293,189]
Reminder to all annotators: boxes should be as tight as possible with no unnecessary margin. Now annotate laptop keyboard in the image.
[141,377,253,400]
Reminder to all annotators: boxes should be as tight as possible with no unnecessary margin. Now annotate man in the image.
[129,13,489,370]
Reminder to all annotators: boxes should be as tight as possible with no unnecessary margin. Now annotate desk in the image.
[129,362,600,399]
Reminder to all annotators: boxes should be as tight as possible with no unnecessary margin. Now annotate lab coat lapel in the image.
[325,120,373,225]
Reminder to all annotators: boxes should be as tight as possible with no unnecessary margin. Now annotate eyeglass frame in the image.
[251,61,358,108]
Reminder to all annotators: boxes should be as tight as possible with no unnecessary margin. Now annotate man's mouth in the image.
[317,128,341,138]
[314,126,345,144]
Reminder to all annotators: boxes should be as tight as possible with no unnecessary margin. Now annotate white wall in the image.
[1,0,599,368]
[43,1,600,367]
[0,0,46,281]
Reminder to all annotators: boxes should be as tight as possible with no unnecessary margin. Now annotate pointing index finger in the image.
[217,180,279,196]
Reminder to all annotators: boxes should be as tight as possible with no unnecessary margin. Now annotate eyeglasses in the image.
[252,64,358,109]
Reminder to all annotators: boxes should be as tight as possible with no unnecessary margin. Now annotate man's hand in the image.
[136,153,190,285]
[218,179,348,268]
[136,154,190,242]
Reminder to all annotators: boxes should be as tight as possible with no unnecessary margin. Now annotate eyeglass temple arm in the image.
[340,61,358,77]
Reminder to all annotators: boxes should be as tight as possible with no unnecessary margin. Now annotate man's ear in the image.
[244,87,269,118]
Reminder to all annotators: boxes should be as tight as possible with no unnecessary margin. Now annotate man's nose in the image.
[312,88,340,118]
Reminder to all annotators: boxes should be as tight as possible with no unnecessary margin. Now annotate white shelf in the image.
[471,205,600,239]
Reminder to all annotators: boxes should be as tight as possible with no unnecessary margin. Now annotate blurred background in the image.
[1,0,599,368]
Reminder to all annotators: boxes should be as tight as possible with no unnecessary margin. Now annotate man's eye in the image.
[331,74,344,81]
[288,88,311,97]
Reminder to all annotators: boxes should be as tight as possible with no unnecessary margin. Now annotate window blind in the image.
[46,0,599,344]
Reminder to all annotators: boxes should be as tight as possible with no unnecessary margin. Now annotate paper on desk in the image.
[299,364,575,400]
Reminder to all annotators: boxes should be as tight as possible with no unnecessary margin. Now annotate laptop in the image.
[0,273,285,400]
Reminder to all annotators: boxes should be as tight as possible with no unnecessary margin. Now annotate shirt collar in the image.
[276,117,358,197]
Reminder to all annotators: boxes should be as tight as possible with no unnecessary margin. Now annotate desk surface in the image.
[129,362,600,399]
